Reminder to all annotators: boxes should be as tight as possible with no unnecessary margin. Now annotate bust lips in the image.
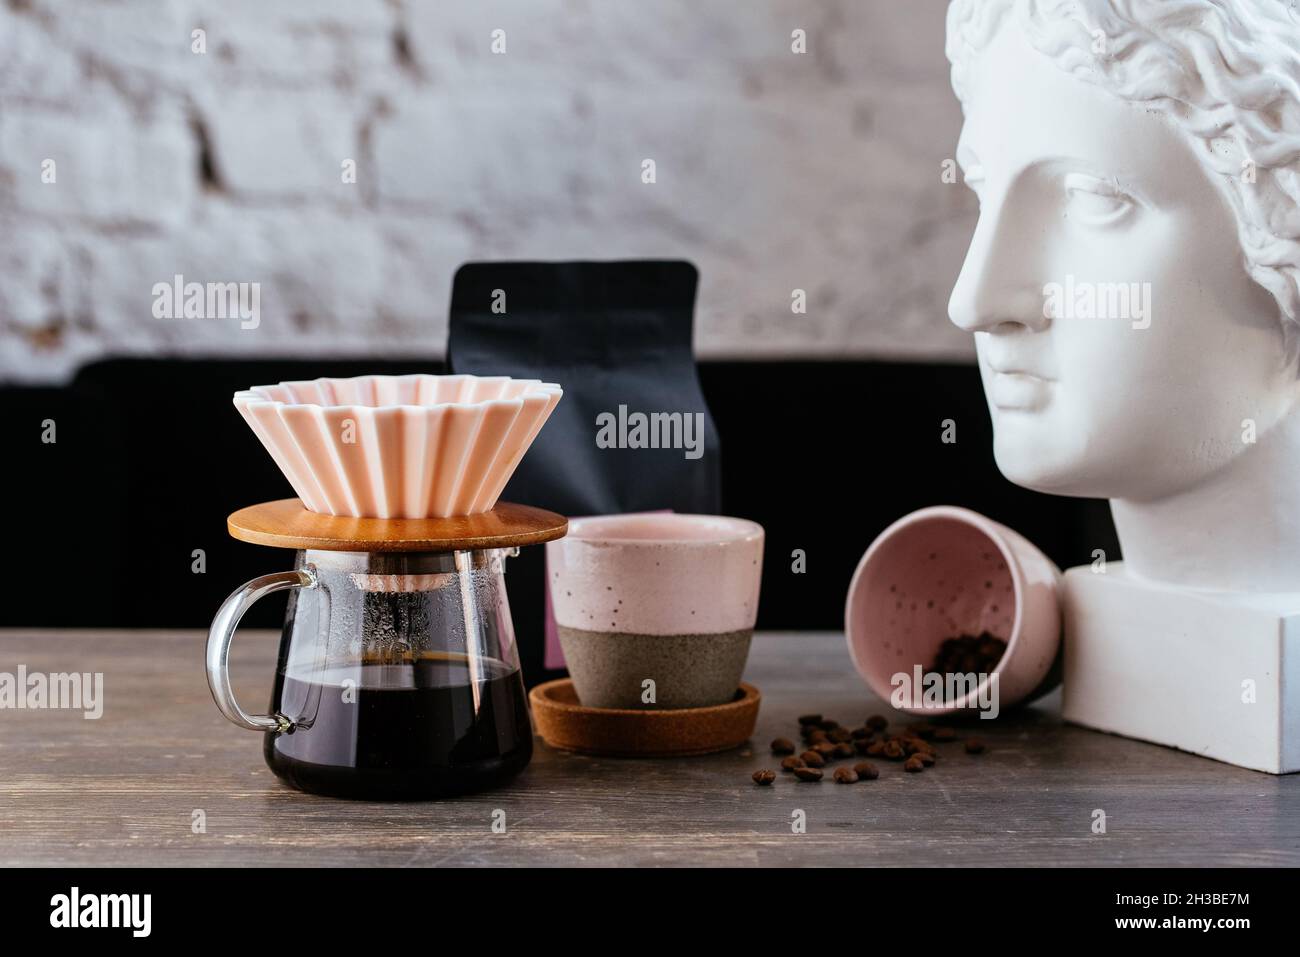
[986,366,1054,411]
[979,337,1057,412]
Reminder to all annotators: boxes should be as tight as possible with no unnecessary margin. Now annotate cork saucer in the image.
[529,679,761,757]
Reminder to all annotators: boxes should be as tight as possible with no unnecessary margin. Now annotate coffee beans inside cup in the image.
[927,632,1007,702]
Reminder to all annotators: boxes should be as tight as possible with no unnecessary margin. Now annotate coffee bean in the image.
[904,756,925,773]
[964,739,987,755]
[910,723,936,740]
[882,741,905,761]
[832,742,855,760]
[799,750,826,768]
[917,752,936,766]
[865,741,885,757]
[818,719,841,732]
[829,728,853,743]
[927,633,1007,703]
[793,766,824,782]
[850,726,873,739]
[770,737,796,755]
[781,756,806,772]
[806,729,829,745]
[866,714,888,731]
[833,767,859,784]
[853,762,880,780]
[798,714,822,726]
[813,741,837,758]
[752,769,777,785]
[933,727,957,743]
[854,738,874,755]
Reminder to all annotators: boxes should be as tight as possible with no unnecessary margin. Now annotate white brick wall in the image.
[0,0,977,383]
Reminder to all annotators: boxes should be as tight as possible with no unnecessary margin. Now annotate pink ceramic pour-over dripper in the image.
[845,506,1063,717]
[233,373,563,520]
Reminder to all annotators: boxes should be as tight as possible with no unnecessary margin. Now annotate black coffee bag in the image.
[447,260,721,687]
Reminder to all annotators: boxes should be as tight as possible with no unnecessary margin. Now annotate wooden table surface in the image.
[1,629,1296,867]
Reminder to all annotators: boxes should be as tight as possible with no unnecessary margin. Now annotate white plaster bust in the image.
[945,0,1300,592]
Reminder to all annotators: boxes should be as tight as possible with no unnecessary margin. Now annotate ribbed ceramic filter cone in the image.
[233,373,562,519]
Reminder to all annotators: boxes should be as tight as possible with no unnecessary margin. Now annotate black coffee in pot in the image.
[265,652,532,800]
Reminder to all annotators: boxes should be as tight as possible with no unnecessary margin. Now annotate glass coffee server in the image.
[206,499,567,800]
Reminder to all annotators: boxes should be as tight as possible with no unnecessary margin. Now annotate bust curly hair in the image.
[947,0,1300,353]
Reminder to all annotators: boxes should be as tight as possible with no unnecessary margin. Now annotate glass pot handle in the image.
[205,567,317,733]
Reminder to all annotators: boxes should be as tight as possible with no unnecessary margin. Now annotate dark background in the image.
[1,358,1119,667]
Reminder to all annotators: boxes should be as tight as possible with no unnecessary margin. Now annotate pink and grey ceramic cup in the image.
[547,513,764,709]
[845,506,1062,717]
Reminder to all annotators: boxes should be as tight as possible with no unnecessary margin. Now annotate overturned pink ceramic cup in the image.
[845,506,1062,717]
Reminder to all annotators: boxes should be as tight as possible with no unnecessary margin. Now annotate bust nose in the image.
[948,193,1051,335]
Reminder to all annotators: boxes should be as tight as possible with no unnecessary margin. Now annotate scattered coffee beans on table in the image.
[749,711,991,785]
[799,750,826,768]
[899,736,931,756]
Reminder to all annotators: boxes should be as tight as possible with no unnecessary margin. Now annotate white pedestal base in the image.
[1062,563,1300,774]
